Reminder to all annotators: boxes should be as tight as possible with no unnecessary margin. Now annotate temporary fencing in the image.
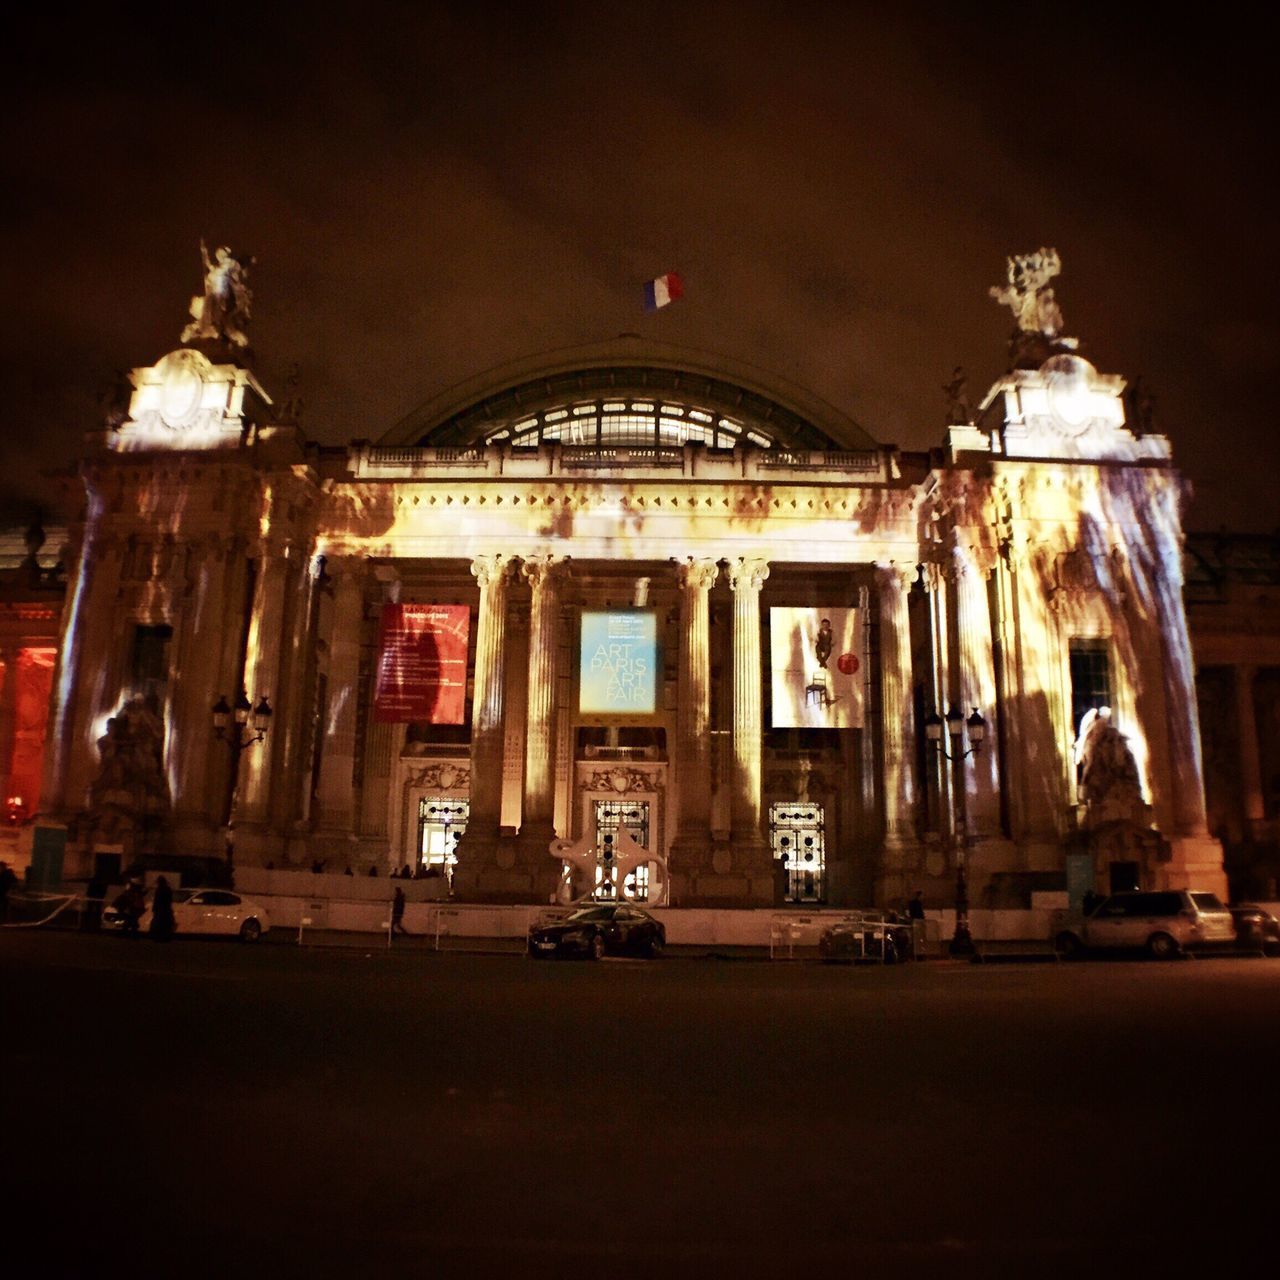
[1,890,82,929]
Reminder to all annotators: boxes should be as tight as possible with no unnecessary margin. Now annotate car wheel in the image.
[589,932,605,961]
[1147,931,1179,960]
[1054,931,1082,959]
[239,918,262,943]
[647,934,664,959]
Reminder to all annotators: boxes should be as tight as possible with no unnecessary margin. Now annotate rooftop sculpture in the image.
[990,247,1078,367]
[181,240,254,351]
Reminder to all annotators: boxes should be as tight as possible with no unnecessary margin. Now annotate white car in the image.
[1055,890,1234,959]
[107,887,270,941]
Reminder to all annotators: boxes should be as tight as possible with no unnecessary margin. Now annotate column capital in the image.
[471,553,515,590]
[728,556,769,593]
[520,553,570,590]
[676,557,720,593]
[876,561,918,593]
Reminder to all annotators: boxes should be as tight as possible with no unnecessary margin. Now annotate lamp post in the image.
[924,705,986,956]
[211,688,273,835]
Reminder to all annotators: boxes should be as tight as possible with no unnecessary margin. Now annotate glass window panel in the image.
[1069,640,1112,735]
[599,413,656,445]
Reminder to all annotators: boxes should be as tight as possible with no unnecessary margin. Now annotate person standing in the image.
[0,861,16,924]
[83,872,107,931]
[908,891,925,921]
[118,880,145,936]
[149,875,176,942]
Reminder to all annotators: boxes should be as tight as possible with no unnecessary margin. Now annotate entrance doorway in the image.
[418,797,469,882]
[1109,860,1140,893]
[769,802,826,902]
[593,799,651,901]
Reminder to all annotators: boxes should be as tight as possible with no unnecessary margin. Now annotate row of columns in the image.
[454,553,776,903]
[299,552,987,901]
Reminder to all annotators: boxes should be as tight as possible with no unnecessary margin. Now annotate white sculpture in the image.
[549,829,667,904]
[989,247,1068,337]
[182,240,254,349]
[1074,707,1145,825]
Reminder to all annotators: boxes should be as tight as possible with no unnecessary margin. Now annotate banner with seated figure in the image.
[769,607,863,728]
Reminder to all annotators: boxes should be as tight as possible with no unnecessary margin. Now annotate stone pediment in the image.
[977,355,1171,464]
[110,348,270,452]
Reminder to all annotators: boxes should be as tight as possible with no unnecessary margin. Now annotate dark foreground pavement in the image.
[3,931,1277,1276]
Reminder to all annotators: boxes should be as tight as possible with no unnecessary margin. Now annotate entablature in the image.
[346,440,892,485]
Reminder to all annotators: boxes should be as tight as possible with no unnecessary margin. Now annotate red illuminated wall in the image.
[6,648,55,816]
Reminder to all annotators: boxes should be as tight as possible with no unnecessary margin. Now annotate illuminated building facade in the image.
[13,258,1237,907]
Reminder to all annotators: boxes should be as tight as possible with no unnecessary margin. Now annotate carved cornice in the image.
[581,767,663,796]
[408,763,470,791]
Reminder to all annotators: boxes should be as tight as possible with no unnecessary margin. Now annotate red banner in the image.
[373,604,470,724]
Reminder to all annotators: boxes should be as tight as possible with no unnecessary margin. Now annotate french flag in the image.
[643,271,684,311]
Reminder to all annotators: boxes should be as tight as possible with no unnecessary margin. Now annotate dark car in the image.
[819,914,913,964]
[528,904,665,960]
[1229,904,1280,954]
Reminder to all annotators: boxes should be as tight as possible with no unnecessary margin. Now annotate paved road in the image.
[4,931,1276,1275]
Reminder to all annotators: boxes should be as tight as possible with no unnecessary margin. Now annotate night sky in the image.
[4,5,1274,532]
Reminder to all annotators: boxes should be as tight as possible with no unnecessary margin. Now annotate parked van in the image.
[1054,890,1235,959]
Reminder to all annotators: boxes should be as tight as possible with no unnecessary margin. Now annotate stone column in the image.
[170,539,228,835]
[57,534,125,818]
[951,543,1000,837]
[269,552,321,832]
[0,648,17,801]
[314,559,366,841]
[1155,565,1209,836]
[1009,542,1065,860]
[452,554,514,898]
[235,546,293,838]
[924,560,955,844]
[877,565,917,895]
[670,558,719,896]
[725,556,771,904]
[1235,665,1265,828]
[521,555,568,837]
[1150,543,1224,896]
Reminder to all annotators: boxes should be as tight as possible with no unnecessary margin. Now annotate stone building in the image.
[1187,534,1280,898]
[9,250,1231,906]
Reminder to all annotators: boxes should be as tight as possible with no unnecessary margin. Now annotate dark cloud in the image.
[3,4,1275,530]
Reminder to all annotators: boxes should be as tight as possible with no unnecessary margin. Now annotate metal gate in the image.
[418,797,469,883]
[769,802,825,903]
[593,799,651,901]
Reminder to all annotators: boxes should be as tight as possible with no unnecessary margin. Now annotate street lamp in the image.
[211,688,273,837]
[212,688,273,748]
[925,704,986,956]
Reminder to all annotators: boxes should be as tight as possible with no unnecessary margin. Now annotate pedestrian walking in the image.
[391,885,409,937]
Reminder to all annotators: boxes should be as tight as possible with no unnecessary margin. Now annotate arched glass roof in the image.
[410,366,874,453]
